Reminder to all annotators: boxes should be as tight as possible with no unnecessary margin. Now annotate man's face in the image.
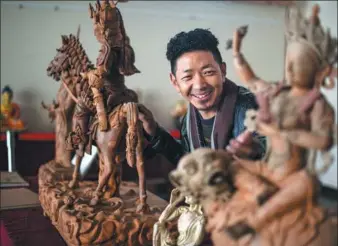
[170,51,226,113]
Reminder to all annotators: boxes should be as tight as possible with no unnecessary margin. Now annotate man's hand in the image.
[138,104,158,137]
[226,130,261,159]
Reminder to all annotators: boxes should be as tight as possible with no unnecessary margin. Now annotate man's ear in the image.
[220,62,227,79]
[170,73,181,94]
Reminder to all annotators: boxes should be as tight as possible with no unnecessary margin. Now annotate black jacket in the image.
[144,86,266,165]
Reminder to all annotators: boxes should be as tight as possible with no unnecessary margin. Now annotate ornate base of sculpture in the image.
[38,160,167,246]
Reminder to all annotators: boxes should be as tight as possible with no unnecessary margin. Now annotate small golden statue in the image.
[153,188,206,246]
[0,85,25,132]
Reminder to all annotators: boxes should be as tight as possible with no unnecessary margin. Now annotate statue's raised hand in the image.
[233,26,248,55]
[169,188,184,204]
[226,25,248,55]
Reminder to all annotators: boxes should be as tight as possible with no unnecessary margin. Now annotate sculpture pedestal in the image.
[38,160,167,246]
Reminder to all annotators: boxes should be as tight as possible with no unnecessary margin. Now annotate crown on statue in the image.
[285,4,338,67]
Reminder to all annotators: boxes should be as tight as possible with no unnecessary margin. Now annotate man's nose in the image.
[193,73,207,89]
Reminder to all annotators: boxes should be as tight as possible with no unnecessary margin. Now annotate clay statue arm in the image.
[81,69,108,131]
[229,26,271,94]
[282,130,333,151]
[165,207,186,222]
[91,87,108,129]
[282,99,335,151]
[233,158,264,177]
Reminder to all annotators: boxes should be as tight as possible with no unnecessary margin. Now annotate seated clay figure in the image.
[170,5,337,246]
[0,85,25,132]
[216,4,337,237]
[170,148,337,246]
[153,188,205,246]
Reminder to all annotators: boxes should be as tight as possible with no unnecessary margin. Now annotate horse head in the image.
[46,30,94,82]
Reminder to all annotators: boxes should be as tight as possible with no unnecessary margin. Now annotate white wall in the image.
[303,1,338,189]
[2,1,335,188]
[1,1,286,132]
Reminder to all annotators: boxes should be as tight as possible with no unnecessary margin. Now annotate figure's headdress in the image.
[285,4,337,67]
[88,0,121,41]
[2,85,13,98]
[87,0,139,75]
[89,1,115,26]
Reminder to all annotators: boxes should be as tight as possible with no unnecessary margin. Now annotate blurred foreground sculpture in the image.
[170,4,338,246]
[39,1,166,245]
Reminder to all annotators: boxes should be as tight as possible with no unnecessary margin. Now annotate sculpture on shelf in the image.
[0,85,25,132]
[153,188,205,246]
[169,4,338,246]
[38,1,167,245]
[43,26,94,168]
[171,100,187,129]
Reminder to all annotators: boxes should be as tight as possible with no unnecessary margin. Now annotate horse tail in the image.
[124,102,141,168]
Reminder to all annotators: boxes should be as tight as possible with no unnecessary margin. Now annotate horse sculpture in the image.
[43,27,94,168]
[47,0,148,212]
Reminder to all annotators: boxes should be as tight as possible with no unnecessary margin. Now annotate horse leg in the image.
[103,157,121,199]
[90,149,116,206]
[68,152,83,188]
[90,129,122,206]
[135,124,149,213]
[68,104,90,189]
[113,158,123,197]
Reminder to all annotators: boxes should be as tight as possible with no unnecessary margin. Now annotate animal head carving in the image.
[169,148,235,204]
[47,28,93,82]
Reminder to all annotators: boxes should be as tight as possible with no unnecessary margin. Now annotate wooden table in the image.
[0,187,66,246]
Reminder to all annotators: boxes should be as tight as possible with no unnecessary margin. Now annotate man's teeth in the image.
[195,92,210,99]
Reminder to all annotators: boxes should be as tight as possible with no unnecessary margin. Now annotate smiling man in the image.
[139,28,265,165]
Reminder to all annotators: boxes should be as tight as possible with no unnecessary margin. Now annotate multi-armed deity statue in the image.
[167,4,337,246]
[39,1,167,245]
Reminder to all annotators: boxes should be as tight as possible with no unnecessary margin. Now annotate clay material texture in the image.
[169,4,338,246]
[39,1,166,245]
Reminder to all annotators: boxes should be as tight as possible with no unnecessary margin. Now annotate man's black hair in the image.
[166,28,223,74]
[2,85,13,99]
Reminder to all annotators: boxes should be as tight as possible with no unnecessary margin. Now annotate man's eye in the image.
[182,76,192,81]
[204,70,215,76]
